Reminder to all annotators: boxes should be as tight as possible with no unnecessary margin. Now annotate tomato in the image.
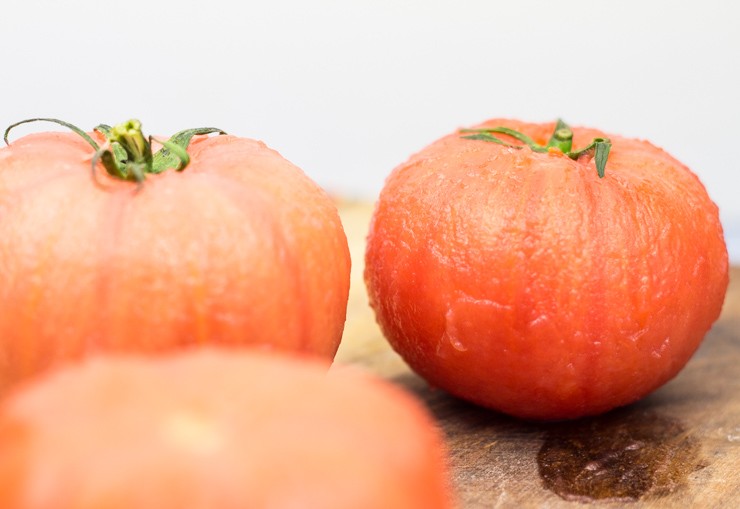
[0,348,453,508]
[0,119,350,393]
[365,118,728,420]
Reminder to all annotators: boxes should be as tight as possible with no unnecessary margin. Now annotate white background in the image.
[2,0,738,261]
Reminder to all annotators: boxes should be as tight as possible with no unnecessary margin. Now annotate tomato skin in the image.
[0,132,350,392]
[0,348,453,509]
[365,119,728,420]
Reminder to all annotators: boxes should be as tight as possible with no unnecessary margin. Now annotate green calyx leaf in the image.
[4,118,101,149]
[568,137,611,178]
[4,118,227,185]
[152,127,226,173]
[460,118,612,178]
[461,127,547,153]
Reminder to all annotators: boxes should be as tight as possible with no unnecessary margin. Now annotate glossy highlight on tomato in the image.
[365,118,728,420]
[0,120,351,393]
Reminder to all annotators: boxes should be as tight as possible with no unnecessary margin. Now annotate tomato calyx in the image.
[460,119,612,178]
[4,118,226,186]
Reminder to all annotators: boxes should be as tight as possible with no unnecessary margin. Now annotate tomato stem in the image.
[112,120,153,170]
[546,118,574,153]
[460,119,611,178]
[3,118,227,184]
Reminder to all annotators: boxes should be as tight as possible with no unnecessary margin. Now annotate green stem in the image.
[4,118,227,184]
[545,119,573,153]
[460,119,611,178]
[110,120,153,170]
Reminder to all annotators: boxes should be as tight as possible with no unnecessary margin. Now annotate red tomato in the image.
[0,120,351,393]
[0,348,453,509]
[365,118,728,420]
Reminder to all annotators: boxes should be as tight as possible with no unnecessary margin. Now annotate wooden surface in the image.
[334,201,740,508]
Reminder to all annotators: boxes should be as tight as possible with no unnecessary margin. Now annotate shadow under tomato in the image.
[391,372,706,504]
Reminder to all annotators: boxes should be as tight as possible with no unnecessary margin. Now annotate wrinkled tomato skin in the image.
[0,132,351,392]
[365,119,728,420]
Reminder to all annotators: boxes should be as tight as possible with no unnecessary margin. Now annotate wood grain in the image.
[334,201,740,508]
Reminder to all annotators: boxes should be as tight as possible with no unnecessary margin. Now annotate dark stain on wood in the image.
[537,408,705,503]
